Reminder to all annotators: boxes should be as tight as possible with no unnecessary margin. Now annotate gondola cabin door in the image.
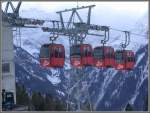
[70,44,94,67]
[93,47,104,67]
[103,46,115,68]
[50,44,65,67]
[115,50,125,70]
[124,50,135,70]
[93,46,115,68]
[81,44,94,66]
[115,50,135,70]
[70,45,82,67]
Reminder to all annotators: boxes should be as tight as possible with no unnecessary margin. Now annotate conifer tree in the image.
[144,94,148,111]
[16,83,29,105]
[31,92,46,110]
[125,103,133,111]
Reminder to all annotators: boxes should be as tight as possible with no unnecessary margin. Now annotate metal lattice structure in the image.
[2,0,113,46]
[3,0,45,27]
[41,5,111,47]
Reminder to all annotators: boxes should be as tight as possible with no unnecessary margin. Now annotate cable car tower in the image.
[3,0,45,27]
[2,0,45,109]
[3,0,45,47]
[41,5,110,46]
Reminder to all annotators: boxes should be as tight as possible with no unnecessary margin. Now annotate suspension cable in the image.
[110,27,147,38]
[77,0,79,8]
[13,19,147,38]
[44,20,147,38]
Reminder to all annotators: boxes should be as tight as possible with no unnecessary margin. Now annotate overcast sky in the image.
[2,1,148,14]
[2,1,148,30]
[2,1,148,52]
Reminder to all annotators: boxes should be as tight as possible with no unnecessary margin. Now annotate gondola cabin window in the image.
[105,48,114,58]
[94,48,103,59]
[40,45,50,58]
[83,46,92,57]
[70,45,81,57]
[126,52,135,62]
[115,51,124,63]
[53,47,62,58]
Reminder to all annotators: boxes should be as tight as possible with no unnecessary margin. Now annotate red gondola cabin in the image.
[93,46,115,68]
[115,50,135,70]
[70,44,94,67]
[40,44,65,68]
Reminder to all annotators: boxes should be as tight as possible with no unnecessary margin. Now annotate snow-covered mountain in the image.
[13,4,148,111]
[14,43,148,111]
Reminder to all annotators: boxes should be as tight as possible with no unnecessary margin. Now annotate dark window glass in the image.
[54,47,63,58]
[127,56,135,62]
[105,48,114,58]
[70,46,81,57]
[83,46,92,57]
[126,52,135,62]
[115,51,124,63]
[2,63,10,73]
[94,48,103,59]
[54,48,59,58]
[126,52,132,56]
[58,48,63,58]
[40,47,49,58]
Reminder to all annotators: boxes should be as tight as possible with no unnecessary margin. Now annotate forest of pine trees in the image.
[16,83,148,111]
[16,83,66,111]
[125,103,133,111]
[125,95,148,111]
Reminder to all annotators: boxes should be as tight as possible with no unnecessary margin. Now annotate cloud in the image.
[2,1,148,31]
[2,1,148,14]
